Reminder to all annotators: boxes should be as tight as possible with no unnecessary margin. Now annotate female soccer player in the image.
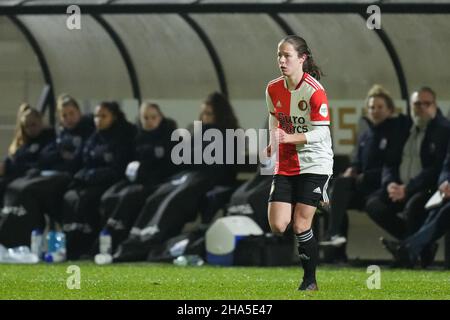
[265,35,333,291]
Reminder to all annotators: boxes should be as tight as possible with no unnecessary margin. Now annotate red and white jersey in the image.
[266,72,333,176]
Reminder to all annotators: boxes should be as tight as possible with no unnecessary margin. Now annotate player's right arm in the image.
[265,86,279,157]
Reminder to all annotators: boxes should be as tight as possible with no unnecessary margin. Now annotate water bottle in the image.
[99,230,112,255]
[173,255,188,266]
[46,230,57,253]
[30,229,44,260]
[173,255,204,267]
[44,231,66,263]
[44,250,66,263]
[94,253,113,265]
[56,232,66,256]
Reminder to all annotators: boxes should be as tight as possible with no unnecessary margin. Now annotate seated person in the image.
[97,102,178,253]
[0,104,55,247]
[62,101,136,260]
[319,85,399,261]
[0,95,94,248]
[366,87,450,245]
[113,92,240,262]
[381,139,450,268]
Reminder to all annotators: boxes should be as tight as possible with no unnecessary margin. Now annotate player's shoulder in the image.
[303,73,326,93]
[266,76,284,90]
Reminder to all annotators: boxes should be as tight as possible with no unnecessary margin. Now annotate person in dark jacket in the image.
[0,105,55,202]
[63,101,135,260]
[113,92,240,262]
[39,95,95,174]
[381,139,450,268]
[1,95,95,234]
[97,102,178,253]
[319,85,399,261]
[365,87,450,247]
[0,105,55,247]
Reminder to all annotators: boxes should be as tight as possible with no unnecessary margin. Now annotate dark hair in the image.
[366,84,395,113]
[279,35,323,80]
[418,86,437,101]
[98,101,127,124]
[203,92,239,130]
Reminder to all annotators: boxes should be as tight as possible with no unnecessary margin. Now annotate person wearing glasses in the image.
[365,87,450,266]
[319,85,400,263]
[381,139,450,268]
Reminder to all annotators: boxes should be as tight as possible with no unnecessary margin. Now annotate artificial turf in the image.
[0,262,448,300]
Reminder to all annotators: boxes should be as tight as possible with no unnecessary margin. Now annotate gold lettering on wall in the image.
[338,107,357,145]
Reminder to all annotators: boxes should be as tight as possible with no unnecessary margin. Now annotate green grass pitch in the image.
[0,262,449,300]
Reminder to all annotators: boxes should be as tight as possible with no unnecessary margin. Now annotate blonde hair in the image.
[8,104,42,156]
[366,84,395,112]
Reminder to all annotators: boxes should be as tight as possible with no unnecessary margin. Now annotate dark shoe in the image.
[420,243,439,268]
[112,239,150,262]
[380,237,414,268]
[298,280,319,291]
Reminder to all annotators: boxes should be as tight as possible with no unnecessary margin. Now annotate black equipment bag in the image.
[233,234,294,266]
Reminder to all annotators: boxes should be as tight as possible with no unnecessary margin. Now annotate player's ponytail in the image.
[279,35,323,80]
[303,51,322,81]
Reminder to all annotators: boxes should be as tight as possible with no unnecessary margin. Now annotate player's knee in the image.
[269,221,289,234]
[293,221,311,234]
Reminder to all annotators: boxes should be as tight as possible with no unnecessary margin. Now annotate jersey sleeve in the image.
[309,89,330,125]
[265,86,275,116]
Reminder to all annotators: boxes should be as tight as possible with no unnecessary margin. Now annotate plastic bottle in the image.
[94,253,113,265]
[30,229,44,260]
[46,230,57,253]
[44,231,66,263]
[99,229,112,255]
[56,232,66,256]
[173,254,204,267]
[44,250,66,263]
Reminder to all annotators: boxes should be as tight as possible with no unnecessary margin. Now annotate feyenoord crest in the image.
[298,99,308,111]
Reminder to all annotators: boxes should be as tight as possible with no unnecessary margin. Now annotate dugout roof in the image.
[1,0,450,124]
